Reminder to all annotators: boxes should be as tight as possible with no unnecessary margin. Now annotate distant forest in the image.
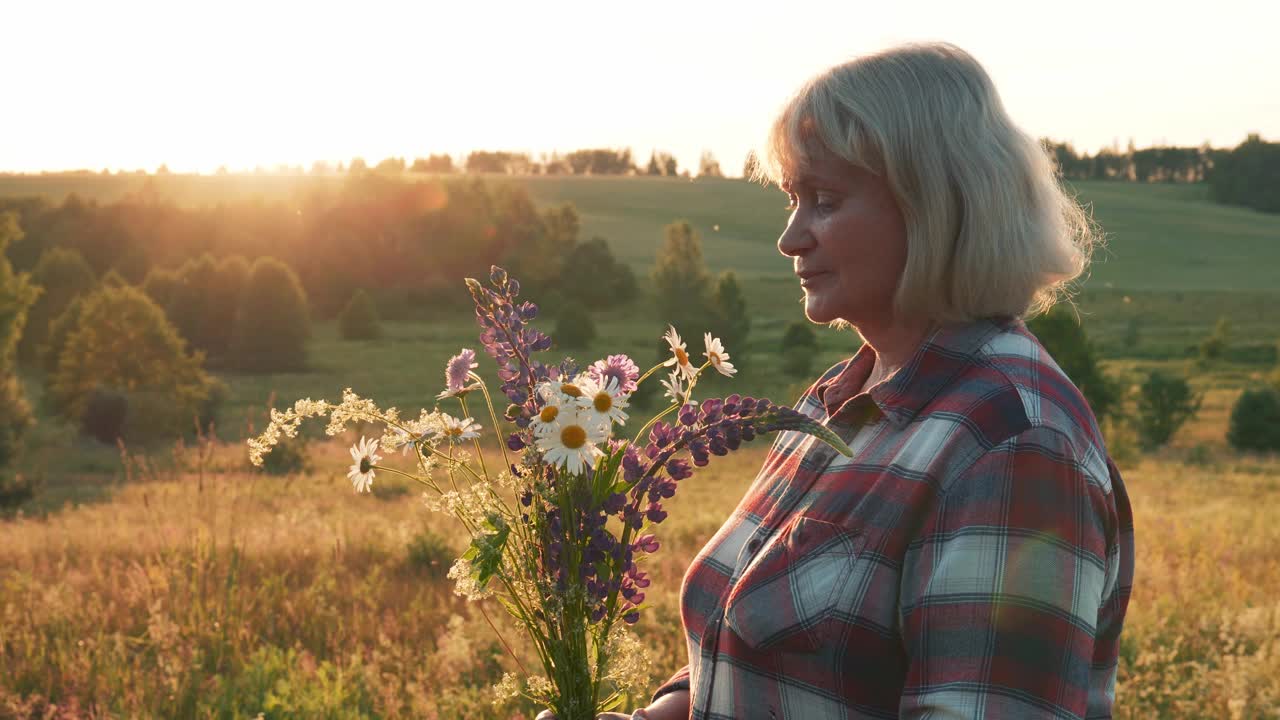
[5,134,1278,214]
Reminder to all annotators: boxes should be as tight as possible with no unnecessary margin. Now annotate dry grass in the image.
[2,426,1278,718]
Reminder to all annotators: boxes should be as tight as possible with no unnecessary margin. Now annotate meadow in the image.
[1,174,1279,718]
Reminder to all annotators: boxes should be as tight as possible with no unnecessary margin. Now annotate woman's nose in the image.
[777,217,812,257]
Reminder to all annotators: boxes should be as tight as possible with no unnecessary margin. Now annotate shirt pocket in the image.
[723,515,865,654]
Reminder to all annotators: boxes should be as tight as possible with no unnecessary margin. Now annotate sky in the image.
[3,0,1278,175]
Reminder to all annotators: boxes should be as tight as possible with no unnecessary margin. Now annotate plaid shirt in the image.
[653,317,1135,719]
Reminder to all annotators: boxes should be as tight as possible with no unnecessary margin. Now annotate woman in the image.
[550,41,1135,720]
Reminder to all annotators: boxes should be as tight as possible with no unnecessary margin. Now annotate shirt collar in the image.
[817,317,1015,427]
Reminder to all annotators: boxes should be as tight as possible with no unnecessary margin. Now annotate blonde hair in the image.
[754,42,1099,323]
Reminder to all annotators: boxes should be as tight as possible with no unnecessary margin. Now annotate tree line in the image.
[1042,134,1280,213]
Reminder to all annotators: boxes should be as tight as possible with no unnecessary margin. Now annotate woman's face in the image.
[777,150,909,327]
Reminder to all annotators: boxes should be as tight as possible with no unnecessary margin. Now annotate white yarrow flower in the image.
[661,325,698,381]
[703,333,737,377]
[536,405,607,475]
[347,436,381,493]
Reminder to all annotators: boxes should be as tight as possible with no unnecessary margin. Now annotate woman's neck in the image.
[855,317,934,390]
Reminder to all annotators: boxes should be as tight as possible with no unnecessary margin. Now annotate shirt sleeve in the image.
[898,425,1119,719]
[651,664,691,703]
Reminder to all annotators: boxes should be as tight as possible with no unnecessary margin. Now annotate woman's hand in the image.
[534,689,690,720]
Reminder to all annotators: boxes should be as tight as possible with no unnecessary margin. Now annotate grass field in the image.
[2,174,1280,718]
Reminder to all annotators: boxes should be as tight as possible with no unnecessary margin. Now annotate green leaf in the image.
[466,512,511,586]
[761,412,853,456]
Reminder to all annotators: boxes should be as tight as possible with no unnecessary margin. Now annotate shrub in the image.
[1028,307,1121,422]
[1134,370,1201,450]
[1197,316,1231,366]
[166,254,222,356]
[258,432,311,476]
[781,346,815,377]
[0,471,39,513]
[81,386,128,444]
[337,289,383,340]
[230,257,311,371]
[781,321,819,352]
[554,304,597,349]
[50,285,216,444]
[1227,388,1280,452]
[18,247,95,365]
[406,528,452,577]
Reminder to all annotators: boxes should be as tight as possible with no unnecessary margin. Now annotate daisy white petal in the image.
[577,375,629,429]
[347,436,381,493]
[703,333,737,377]
[536,406,607,475]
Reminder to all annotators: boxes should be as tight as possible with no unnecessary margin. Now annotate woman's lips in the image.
[798,271,829,288]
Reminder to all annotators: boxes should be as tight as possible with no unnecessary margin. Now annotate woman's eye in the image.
[816,196,837,213]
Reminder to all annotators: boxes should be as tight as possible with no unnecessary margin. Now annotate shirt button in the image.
[747,538,761,552]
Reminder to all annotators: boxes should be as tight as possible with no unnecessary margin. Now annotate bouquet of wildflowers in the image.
[248,267,851,719]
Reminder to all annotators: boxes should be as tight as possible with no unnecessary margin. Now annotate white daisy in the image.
[439,414,482,444]
[536,405,607,475]
[577,375,629,429]
[661,325,698,381]
[347,436,381,493]
[530,381,575,436]
[703,333,737,377]
[660,370,687,405]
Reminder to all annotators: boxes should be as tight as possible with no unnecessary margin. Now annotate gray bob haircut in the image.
[754,42,1099,323]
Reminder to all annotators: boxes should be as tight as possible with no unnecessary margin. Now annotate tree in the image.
[1027,308,1120,422]
[1134,371,1201,450]
[652,221,712,332]
[0,212,40,468]
[17,247,95,366]
[374,157,406,174]
[709,271,749,360]
[1197,316,1231,366]
[410,155,454,173]
[554,304,597,350]
[697,151,723,179]
[1208,134,1280,214]
[230,257,311,371]
[559,237,637,309]
[338,289,383,340]
[348,157,368,174]
[49,284,216,443]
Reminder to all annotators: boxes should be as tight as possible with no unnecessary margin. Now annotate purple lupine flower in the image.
[634,534,660,553]
[507,434,526,451]
[589,354,641,394]
[442,348,477,397]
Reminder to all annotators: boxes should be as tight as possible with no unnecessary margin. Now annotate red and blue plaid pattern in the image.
[653,317,1135,719]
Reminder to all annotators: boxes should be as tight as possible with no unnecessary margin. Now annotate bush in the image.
[337,289,383,340]
[1134,371,1201,450]
[652,221,712,332]
[258,432,311,476]
[230,257,311,371]
[18,247,95,366]
[406,528,452,577]
[1227,388,1280,452]
[781,346,815,377]
[50,285,216,444]
[0,471,39,513]
[554,304,597,350]
[0,374,34,468]
[1197,316,1231,366]
[1028,308,1121,422]
[781,321,819,351]
[81,386,128,444]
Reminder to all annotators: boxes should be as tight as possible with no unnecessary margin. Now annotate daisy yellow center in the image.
[561,383,583,398]
[446,427,462,437]
[593,392,612,412]
[359,457,374,473]
[561,424,587,449]
[709,351,721,363]
[539,406,559,422]
[675,348,689,365]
